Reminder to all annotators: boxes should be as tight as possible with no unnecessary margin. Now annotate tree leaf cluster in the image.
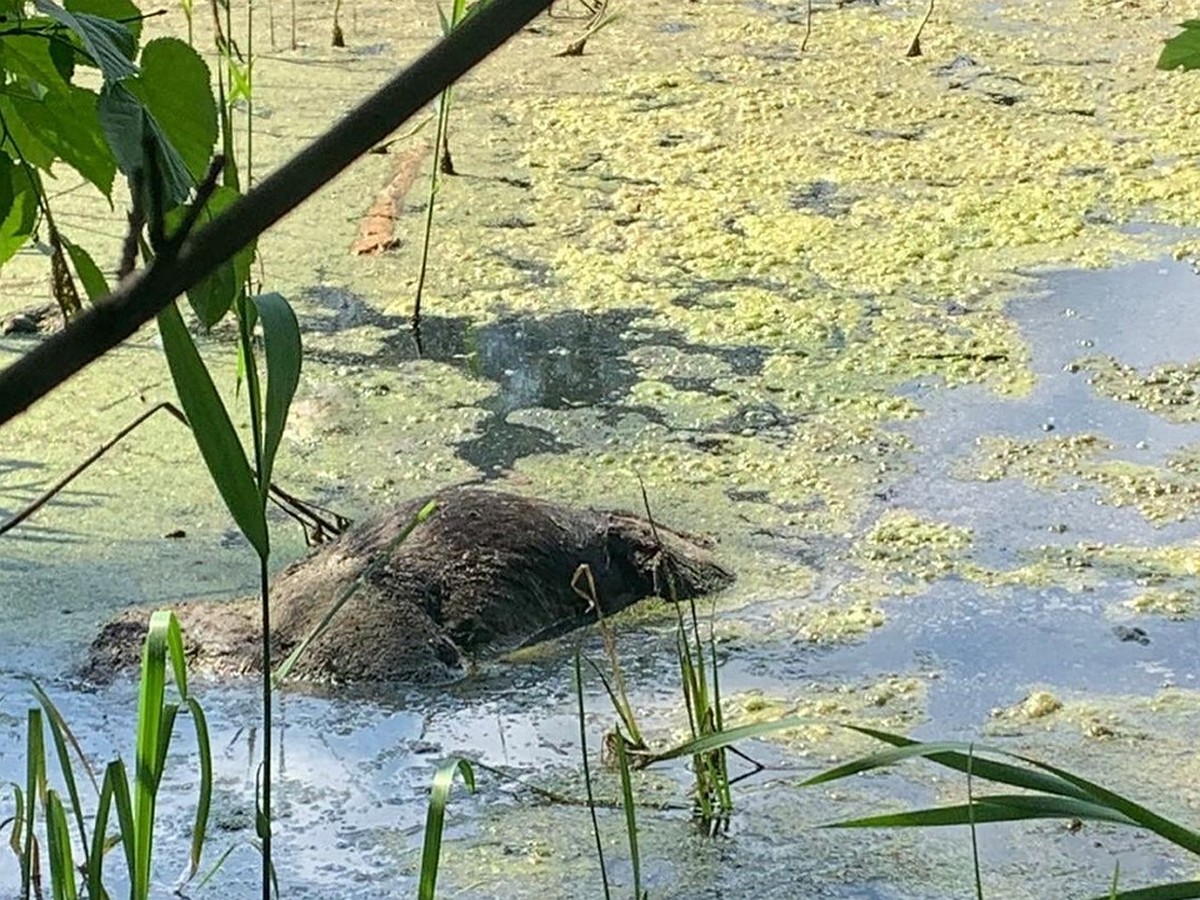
[0,0,222,314]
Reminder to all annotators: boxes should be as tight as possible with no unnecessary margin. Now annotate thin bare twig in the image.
[0,401,187,537]
[0,400,350,542]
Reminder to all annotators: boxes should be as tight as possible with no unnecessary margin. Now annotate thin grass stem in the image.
[576,652,612,898]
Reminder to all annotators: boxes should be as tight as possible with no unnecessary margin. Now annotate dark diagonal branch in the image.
[0,0,553,426]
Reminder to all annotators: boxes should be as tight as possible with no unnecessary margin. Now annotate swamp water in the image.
[4,258,1200,898]
[4,0,1200,895]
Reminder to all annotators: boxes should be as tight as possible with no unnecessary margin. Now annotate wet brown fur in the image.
[84,488,734,684]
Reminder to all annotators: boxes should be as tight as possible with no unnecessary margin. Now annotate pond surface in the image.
[3,0,1200,896]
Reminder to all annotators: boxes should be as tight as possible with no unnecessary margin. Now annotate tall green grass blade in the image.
[825,795,1138,829]
[1095,884,1200,900]
[814,726,1200,865]
[251,292,300,499]
[163,612,189,698]
[804,729,1092,802]
[157,301,268,556]
[31,683,93,868]
[108,759,136,896]
[7,785,22,862]
[23,708,45,899]
[1011,752,1200,857]
[418,757,475,900]
[153,703,180,795]
[195,840,240,889]
[88,761,122,900]
[255,763,269,841]
[43,789,76,900]
[184,697,212,882]
[613,733,643,900]
[273,500,437,684]
[1110,861,1120,899]
[575,652,611,899]
[412,0,468,330]
[640,717,812,765]
[132,610,174,899]
[584,658,640,749]
[966,745,984,900]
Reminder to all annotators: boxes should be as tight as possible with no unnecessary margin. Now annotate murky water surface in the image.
[4,0,1200,896]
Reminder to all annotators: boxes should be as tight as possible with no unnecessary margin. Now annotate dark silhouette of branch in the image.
[0,0,553,427]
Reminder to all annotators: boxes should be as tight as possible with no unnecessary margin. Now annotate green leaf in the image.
[418,758,475,900]
[0,93,56,171]
[126,38,217,181]
[641,716,815,765]
[0,34,73,91]
[252,293,301,496]
[811,725,1095,803]
[67,0,143,45]
[183,697,212,883]
[49,35,78,83]
[0,157,37,267]
[1158,20,1200,71]
[157,301,268,556]
[88,762,119,900]
[826,794,1138,830]
[1013,752,1200,857]
[33,0,135,83]
[44,789,77,900]
[614,733,642,898]
[1095,882,1200,900]
[98,82,192,206]
[31,682,95,876]
[164,185,253,325]
[106,759,136,893]
[132,610,172,897]
[228,59,251,106]
[60,236,109,300]
[0,153,14,230]
[2,86,116,195]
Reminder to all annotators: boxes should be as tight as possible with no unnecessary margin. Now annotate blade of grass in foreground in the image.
[825,794,1138,829]
[23,707,45,897]
[809,723,1200,900]
[32,680,98,866]
[804,726,1094,802]
[1092,883,1200,900]
[811,725,1200,855]
[157,300,268,558]
[132,611,173,899]
[639,716,813,765]
[43,789,76,900]
[614,732,645,900]
[575,651,611,900]
[418,757,475,900]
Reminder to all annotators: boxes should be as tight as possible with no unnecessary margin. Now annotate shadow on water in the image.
[297,283,765,471]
